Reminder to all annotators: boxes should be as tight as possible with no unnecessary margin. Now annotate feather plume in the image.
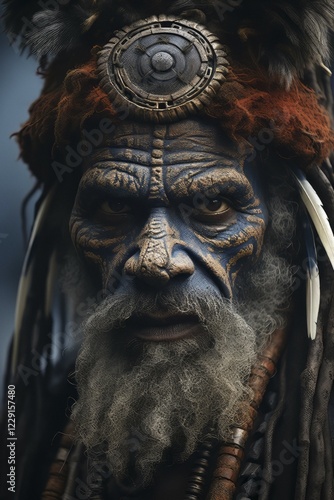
[300,209,320,340]
[228,0,334,87]
[12,187,56,374]
[2,0,333,86]
[292,168,334,271]
[45,250,57,317]
[28,7,93,57]
[2,0,111,56]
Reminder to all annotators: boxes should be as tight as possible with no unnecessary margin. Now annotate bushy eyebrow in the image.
[77,161,258,212]
[167,166,257,206]
[78,164,149,200]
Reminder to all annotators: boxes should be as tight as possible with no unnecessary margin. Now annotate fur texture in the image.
[224,0,334,86]
[17,55,333,183]
[2,0,334,85]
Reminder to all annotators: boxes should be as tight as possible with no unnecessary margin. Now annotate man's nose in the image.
[124,209,195,287]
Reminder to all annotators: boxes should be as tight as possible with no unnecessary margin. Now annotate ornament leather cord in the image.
[41,422,75,500]
[206,327,287,500]
[185,431,219,500]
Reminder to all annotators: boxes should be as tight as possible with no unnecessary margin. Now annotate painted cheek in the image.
[179,211,267,296]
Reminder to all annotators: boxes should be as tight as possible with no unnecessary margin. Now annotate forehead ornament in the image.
[97,15,228,122]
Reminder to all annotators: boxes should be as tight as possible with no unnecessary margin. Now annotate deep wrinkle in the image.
[70,119,268,299]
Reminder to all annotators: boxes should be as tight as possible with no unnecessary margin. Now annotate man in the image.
[1,1,334,499]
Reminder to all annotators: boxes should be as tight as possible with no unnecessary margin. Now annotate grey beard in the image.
[71,240,294,488]
[72,291,257,488]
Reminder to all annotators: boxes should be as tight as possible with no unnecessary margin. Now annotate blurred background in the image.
[0,29,42,396]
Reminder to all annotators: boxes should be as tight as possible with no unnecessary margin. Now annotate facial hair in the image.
[72,238,293,488]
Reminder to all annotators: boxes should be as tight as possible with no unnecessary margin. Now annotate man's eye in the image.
[191,198,234,224]
[197,198,230,214]
[99,200,132,215]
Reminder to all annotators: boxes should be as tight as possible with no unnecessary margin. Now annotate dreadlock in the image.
[1,1,334,499]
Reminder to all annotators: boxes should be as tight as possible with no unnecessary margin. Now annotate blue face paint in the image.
[70,118,268,302]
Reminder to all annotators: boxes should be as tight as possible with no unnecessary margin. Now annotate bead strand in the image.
[185,432,218,500]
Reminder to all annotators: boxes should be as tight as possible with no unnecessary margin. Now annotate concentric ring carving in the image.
[97,15,228,122]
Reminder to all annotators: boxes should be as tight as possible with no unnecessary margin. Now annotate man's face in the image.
[70,118,268,337]
[70,118,296,488]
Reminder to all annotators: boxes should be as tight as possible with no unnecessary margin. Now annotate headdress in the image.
[1,1,334,499]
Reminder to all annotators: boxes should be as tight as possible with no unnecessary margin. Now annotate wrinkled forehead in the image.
[83,118,248,171]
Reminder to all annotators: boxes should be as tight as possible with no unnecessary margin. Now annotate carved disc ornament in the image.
[97,15,229,122]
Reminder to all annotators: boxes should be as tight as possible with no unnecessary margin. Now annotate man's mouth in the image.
[126,313,204,341]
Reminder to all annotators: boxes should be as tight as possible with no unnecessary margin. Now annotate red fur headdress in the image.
[2,0,333,183]
[2,6,334,500]
[3,0,334,86]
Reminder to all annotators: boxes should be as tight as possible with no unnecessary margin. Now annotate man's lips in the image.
[125,313,204,341]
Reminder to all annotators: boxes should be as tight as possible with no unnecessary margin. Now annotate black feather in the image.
[1,0,333,86]
[230,0,334,86]
[2,0,43,36]
[28,7,90,57]
[1,0,111,52]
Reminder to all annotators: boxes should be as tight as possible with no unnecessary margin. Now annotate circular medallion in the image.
[97,15,228,122]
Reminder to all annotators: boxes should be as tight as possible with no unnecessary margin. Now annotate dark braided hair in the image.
[1,2,334,499]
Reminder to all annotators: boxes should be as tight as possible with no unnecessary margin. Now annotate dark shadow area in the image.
[0,30,42,399]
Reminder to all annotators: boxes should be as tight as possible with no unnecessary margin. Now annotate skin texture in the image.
[70,118,268,303]
[69,118,274,498]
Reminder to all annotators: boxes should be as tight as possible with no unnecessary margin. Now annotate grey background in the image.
[0,31,42,391]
